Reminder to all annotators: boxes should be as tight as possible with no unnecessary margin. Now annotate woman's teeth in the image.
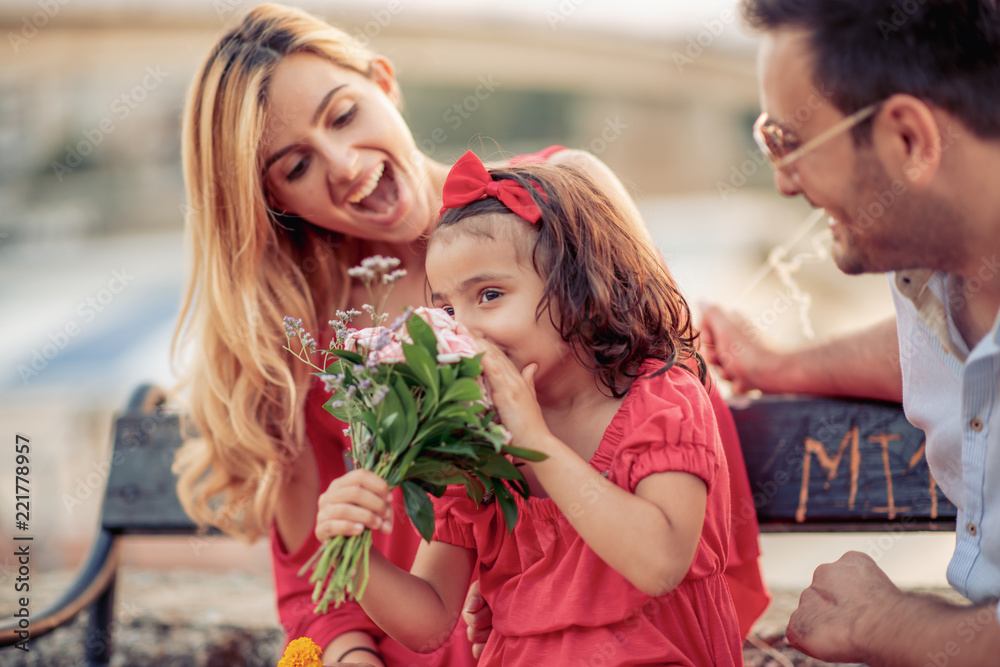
[347,163,385,204]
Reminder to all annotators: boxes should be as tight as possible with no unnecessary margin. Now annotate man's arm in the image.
[700,306,903,402]
[789,551,1000,666]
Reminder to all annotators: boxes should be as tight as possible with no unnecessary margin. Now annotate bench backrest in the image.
[102,409,197,533]
[732,395,956,532]
[99,391,957,534]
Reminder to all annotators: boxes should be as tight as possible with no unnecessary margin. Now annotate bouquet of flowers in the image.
[284,256,544,613]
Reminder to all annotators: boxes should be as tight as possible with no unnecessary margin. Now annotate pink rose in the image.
[372,340,406,365]
[343,327,390,354]
[434,328,480,364]
[410,307,480,364]
[413,306,463,335]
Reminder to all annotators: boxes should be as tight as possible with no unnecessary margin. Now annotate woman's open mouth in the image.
[347,161,399,215]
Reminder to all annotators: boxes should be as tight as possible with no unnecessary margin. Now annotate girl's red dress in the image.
[433,360,743,665]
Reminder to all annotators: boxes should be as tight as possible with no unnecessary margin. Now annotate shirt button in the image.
[970,418,984,432]
[968,522,978,536]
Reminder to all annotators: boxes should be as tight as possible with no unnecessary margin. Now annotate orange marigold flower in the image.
[277,636,323,667]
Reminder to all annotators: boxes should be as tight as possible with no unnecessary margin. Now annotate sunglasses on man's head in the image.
[752,102,882,170]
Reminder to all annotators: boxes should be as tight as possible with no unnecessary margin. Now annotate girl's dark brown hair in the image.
[434,163,707,398]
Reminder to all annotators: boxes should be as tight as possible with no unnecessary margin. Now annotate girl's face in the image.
[426,218,571,390]
[261,52,431,243]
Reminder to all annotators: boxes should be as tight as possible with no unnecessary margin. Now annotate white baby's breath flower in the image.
[347,266,376,282]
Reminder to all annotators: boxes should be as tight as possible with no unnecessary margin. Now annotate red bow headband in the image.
[439,151,543,223]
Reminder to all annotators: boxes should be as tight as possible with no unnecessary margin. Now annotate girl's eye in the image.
[442,306,455,317]
[479,289,502,304]
[331,105,357,129]
[286,155,310,182]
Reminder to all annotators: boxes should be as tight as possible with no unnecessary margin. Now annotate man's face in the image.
[757,28,960,275]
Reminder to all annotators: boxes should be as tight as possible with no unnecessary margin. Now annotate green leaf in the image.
[323,395,350,422]
[493,483,519,533]
[404,460,467,487]
[426,442,481,460]
[480,428,509,453]
[330,349,365,365]
[457,354,484,379]
[380,411,399,431]
[359,410,378,436]
[475,451,523,480]
[440,377,483,405]
[422,481,447,497]
[463,476,485,505]
[402,480,435,542]
[507,475,531,499]
[377,385,404,450]
[432,403,482,425]
[402,342,439,411]
[390,440,427,486]
[389,362,420,385]
[440,363,457,387]
[501,445,548,462]
[392,376,419,447]
[407,314,440,358]
[412,418,466,449]
[321,358,347,375]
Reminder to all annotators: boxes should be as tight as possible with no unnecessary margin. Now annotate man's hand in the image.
[787,551,901,663]
[462,580,493,659]
[789,551,1000,666]
[699,303,777,394]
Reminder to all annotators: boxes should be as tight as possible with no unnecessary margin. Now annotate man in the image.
[700,1,1000,664]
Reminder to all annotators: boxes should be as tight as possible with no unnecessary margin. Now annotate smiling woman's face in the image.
[261,52,431,243]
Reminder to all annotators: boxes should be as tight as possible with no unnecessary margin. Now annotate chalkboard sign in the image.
[730,394,958,532]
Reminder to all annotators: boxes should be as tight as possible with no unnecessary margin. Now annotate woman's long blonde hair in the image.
[172,4,376,541]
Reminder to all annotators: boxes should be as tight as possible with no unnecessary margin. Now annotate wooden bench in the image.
[0,385,957,665]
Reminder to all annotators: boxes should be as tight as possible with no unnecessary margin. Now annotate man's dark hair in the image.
[743,0,1000,139]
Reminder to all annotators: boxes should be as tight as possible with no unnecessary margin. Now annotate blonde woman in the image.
[172,4,767,664]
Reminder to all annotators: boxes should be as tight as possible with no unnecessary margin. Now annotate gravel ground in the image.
[0,618,860,667]
[3,568,964,666]
[0,617,856,667]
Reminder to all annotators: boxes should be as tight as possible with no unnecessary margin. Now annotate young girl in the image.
[315,151,742,664]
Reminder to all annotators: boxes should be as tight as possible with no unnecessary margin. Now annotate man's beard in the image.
[832,152,966,276]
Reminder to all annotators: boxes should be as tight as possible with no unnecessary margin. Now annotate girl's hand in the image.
[462,580,493,659]
[315,469,393,543]
[477,340,552,453]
